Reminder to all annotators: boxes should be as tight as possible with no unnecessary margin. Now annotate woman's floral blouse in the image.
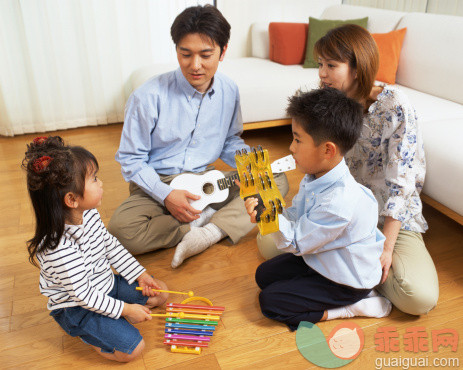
[345,85,428,233]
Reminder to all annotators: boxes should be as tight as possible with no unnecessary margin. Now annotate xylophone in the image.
[162,300,225,354]
[137,288,224,355]
[235,145,286,235]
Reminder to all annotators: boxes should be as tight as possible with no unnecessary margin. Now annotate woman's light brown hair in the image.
[314,24,379,104]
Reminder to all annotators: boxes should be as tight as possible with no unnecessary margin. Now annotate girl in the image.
[313,24,438,315]
[23,136,168,362]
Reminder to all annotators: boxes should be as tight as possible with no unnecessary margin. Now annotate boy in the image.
[245,88,391,330]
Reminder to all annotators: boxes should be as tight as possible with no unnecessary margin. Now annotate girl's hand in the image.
[137,271,161,297]
[380,249,393,284]
[244,197,259,223]
[122,303,152,324]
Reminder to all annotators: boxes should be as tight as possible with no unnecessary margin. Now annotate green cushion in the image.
[303,17,368,68]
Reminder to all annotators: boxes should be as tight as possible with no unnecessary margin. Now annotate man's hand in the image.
[122,303,152,324]
[137,271,161,297]
[165,189,202,223]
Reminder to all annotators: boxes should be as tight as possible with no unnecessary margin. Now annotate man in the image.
[108,5,288,268]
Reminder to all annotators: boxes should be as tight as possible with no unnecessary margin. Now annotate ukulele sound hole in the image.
[202,182,215,195]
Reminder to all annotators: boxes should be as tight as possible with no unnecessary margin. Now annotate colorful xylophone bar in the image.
[162,302,225,354]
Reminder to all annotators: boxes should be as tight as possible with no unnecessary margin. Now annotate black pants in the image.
[256,253,371,331]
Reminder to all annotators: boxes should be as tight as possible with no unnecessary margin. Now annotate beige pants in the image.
[257,229,439,315]
[108,170,288,256]
[376,230,438,315]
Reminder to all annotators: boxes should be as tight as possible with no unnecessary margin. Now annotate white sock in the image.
[171,223,226,268]
[326,296,392,320]
[189,206,217,228]
[367,289,381,298]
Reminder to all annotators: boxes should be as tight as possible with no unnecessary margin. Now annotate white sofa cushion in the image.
[251,22,270,59]
[398,85,463,123]
[130,63,175,92]
[396,13,463,105]
[420,118,463,215]
[219,58,319,122]
[321,4,405,33]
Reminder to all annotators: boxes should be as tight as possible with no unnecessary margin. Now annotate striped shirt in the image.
[37,209,145,319]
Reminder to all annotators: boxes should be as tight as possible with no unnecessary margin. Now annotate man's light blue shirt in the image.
[273,159,385,289]
[116,68,249,204]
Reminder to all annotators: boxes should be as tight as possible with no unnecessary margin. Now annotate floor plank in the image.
[1,123,462,368]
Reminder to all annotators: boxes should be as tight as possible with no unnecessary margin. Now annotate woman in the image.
[312,24,438,315]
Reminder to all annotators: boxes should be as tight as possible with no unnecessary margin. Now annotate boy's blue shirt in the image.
[274,158,385,289]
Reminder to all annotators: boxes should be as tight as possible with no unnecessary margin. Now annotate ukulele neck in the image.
[217,173,240,190]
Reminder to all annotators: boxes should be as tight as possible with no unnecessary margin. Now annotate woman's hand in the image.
[380,216,401,284]
[122,303,152,324]
[380,248,393,284]
[137,271,161,297]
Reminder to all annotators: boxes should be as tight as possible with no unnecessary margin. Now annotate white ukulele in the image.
[169,155,296,210]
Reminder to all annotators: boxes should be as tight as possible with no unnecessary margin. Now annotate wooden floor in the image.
[1,124,462,369]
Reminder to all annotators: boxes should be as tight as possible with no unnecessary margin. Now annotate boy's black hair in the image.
[170,5,230,54]
[286,88,364,155]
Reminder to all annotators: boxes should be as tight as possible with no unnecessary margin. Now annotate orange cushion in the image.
[269,22,308,65]
[372,28,407,84]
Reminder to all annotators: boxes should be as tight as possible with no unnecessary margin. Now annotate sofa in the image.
[131,4,463,223]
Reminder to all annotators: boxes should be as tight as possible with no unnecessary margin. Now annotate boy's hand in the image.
[137,271,161,297]
[236,179,257,223]
[122,303,152,324]
[235,179,266,223]
[244,197,259,223]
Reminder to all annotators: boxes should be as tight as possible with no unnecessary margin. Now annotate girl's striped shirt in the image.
[37,208,146,319]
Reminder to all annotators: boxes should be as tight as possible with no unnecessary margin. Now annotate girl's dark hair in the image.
[22,136,98,266]
[287,88,364,155]
[314,24,379,104]
[171,5,230,55]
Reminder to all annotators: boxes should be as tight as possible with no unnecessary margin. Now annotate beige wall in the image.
[343,0,463,16]
[218,0,341,58]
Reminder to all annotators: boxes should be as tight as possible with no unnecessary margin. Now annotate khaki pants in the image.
[376,230,439,315]
[257,229,439,315]
[108,170,288,256]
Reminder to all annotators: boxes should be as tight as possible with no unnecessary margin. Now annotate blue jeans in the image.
[50,274,148,354]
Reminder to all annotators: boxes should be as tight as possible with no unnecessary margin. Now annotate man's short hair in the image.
[171,5,230,54]
[286,88,364,155]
